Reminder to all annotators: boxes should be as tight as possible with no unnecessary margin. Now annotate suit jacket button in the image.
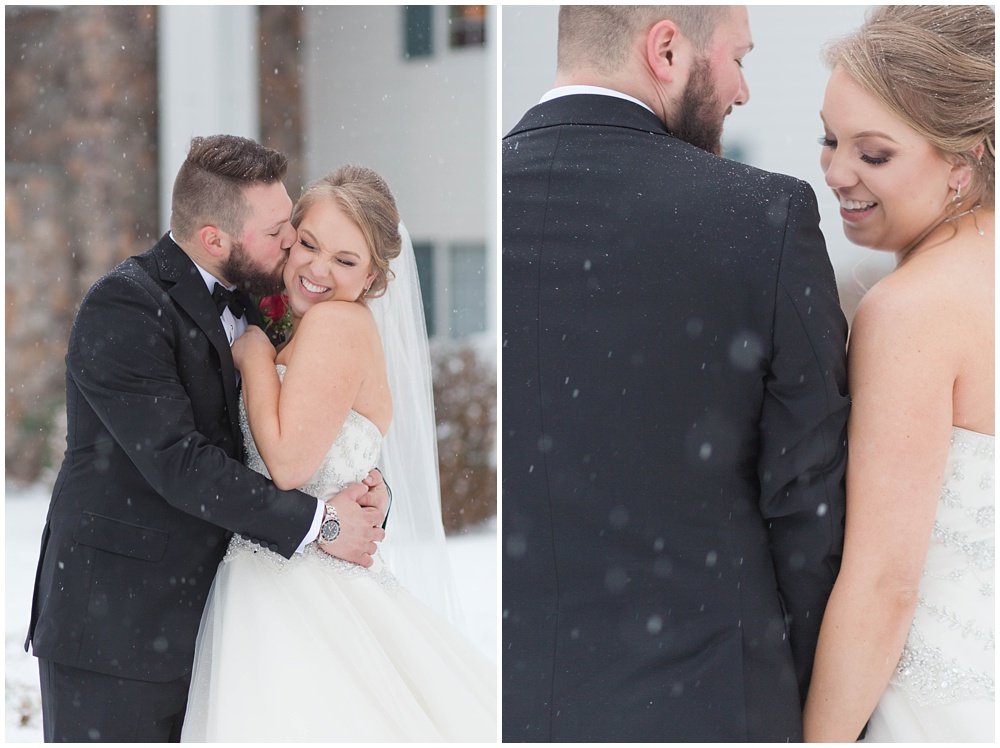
[269,544,279,552]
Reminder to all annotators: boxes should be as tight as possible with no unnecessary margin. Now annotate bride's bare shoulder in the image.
[298,300,379,339]
[851,266,937,337]
[864,235,987,314]
[850,237,990,369]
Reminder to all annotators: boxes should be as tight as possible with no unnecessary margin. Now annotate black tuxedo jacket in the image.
[502,95,849,742]
[25,234,317,682]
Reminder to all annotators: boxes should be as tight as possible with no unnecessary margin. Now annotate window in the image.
[448,6,485,48]
[413,241,436,337]
[448,243,486,337]
[404,5,433,59]
[413,240,487,339]
[405,6,486,60]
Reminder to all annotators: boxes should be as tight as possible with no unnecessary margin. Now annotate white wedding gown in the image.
[181,366,496,742]
[864,426,994,742]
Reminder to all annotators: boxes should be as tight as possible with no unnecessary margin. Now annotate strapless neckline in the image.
[951,424,994,439]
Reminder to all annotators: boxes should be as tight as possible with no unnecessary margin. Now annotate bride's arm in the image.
[802,278,954,741]
[236,300,375,490]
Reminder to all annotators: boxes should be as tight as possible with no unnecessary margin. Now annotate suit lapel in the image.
[241,294,268,333]
[151,236,244,452]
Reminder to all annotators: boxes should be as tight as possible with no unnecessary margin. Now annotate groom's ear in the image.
[646,19,689,86]
[198,225,228,259]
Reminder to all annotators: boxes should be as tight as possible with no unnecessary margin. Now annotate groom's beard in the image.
[221,240,286,297]
[671,56,725,157]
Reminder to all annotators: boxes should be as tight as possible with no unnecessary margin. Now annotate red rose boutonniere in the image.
[256,293,293,341]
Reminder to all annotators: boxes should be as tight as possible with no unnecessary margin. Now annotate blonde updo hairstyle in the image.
[824,4,995,210]
[291,165,402,299]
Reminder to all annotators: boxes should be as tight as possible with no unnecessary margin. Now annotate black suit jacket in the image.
[25,234,318,682]
[502,95,849,742]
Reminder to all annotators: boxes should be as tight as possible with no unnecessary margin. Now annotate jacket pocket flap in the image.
[73,512,168,563]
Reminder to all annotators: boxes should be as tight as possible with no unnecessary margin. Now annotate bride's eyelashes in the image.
[859,152,891,166]
[298,238,358,268]
[818,135,891,166]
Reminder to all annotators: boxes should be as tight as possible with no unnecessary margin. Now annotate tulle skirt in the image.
[181,540,496,742]
[862,683,994,742]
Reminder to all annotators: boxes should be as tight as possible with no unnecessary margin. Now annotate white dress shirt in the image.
[539,84,655,115]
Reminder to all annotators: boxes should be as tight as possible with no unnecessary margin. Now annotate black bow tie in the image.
[212,283,245,319]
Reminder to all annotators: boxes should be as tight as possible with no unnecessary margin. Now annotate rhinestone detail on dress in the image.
[931,522,994,571]
[916,597,995,649]
[950,427,995,460]
[891,625,995,705]
[887,427,995,709]
[223,535,400,594]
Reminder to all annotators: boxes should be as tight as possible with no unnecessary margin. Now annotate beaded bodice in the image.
[241,364,383,500]
[224,365,397,592]
[890,426,995,704]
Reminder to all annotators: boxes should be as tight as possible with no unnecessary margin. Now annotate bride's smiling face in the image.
[283,199,376,316]
[819,65,960,253]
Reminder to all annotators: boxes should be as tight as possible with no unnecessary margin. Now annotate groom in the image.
[503,6,849,741]
[25,134,389,742]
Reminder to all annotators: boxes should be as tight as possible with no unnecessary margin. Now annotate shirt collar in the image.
[539,85,655,115]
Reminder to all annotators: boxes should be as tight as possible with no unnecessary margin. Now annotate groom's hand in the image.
[318,483,385,568]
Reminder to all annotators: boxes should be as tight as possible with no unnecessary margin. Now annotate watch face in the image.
[321,519,340,543]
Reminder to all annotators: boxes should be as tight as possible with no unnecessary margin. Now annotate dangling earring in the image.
[952,182,963,202]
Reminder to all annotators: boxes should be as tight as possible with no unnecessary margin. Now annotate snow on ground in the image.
[4,482,497,743]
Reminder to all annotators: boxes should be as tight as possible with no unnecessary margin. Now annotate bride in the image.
[803,5,994,742]
[180,165,496,741]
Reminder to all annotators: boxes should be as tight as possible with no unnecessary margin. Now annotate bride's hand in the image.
[231,326,276,371]
[360,469,390,527]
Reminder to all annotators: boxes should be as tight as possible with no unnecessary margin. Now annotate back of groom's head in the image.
[170,134,288,243]
[556,5,729,76]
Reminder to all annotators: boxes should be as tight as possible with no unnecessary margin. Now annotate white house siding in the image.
[303,5,495,339]
[157,5,260,232]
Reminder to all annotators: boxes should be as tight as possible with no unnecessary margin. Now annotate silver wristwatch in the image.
[318,502,340,544]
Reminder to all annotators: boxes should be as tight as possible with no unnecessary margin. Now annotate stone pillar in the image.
[259,5,305,198]
[5,6,159,482]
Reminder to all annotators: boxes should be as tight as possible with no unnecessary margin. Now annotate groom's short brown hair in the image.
[557,5,730,76]
[170,134,288,242]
